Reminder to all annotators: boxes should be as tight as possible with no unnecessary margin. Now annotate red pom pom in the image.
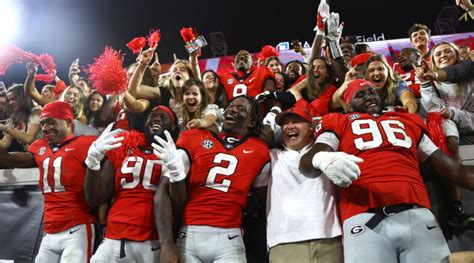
[426,112,451,156]
[34,53,57,83]
[258,45,279,62]
[147,29,161,47]
[127,37,146,54]
[180,27,196,43]
[106,130,147,168]
[0,42,35,75]
[85,46,128,95]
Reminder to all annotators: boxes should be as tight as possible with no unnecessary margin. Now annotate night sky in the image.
[2,0,473,85]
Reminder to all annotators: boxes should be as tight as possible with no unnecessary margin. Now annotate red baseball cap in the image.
[343,79,373,105]
[41,101,75,121]
[275,107,313,126]
[350,53,373,68]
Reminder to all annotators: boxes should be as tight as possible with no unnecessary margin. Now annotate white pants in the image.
[343,208,450,263]
[35,223,95,263]
[177,225,246,263]
[91,238,160,263]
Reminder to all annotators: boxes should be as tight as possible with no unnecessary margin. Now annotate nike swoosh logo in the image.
[69,229,80,234]
[228,235,239,240]
[427,225,437,230]
[151,247,160,251]
[65,148,75,151]
[243,150,253,154]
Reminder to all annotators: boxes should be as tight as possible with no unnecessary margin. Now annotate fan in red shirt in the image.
[220,50,275,100]
[393,48,422,98]
[84,105,179,262]
[0,101,98,263]
[153,95,270,262]
[300,79,474,262]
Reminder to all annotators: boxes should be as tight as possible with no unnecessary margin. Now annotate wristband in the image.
[328,41,343,60]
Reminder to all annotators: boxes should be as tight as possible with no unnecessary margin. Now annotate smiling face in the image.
[234,50,253,72]
[40,117,72,145]
[88,93,104,112]
[183,85,202,113]
[347,86,383,115]
[170,62,191,88]
[144,110,173,142]
[410,29,429,51]
[433,43,458,69]
[367,61,388,90]
[285,61,303,82]
[312,58,328,85]
[64,87,81,106]
[341,42,355,62]
[267,58,282,73]
[398,49,421,71]
[281,114,314,150]
[222,96,253,136]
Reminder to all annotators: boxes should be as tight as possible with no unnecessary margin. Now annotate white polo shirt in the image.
[259,143,342,249]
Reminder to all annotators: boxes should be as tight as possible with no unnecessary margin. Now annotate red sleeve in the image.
[315,113,344,139]
[294,85,337,117]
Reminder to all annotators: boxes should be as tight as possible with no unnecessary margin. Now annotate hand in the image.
[160,243,182,263]
[345,68,358,82]
[412,60,432,82]
[312,151,363,187]
[326,12,344,43]
[85,123,124,170]
[456,0,474,11]
[262,111,279,132]
[315,0,330,32]
[139,46,157,66]
[255,91,277,102]
[26,62,38,75]
[150,53,161,75]
[186,119,202,129]
[152,131,186,183]
[0,123,6,132]
[440,108,451,119]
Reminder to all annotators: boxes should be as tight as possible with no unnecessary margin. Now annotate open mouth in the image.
[287,131,299,139]
[151,123,162,133]
[372,77,383,84]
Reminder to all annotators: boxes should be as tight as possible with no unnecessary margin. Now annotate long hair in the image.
[201,69,227,108]
[168,60,194,100]
[85,90,107,127]
[227,95,262,137]
[364,54,401,105]
[179,79,211,126]
[6,84,32,127]
[430,41,461,94]
[306,56,335,101]
[60,86,86,120]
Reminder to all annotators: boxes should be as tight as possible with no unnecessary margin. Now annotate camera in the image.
[185,35,208,54]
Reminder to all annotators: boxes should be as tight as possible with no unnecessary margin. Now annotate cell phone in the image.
[185,35,208,54]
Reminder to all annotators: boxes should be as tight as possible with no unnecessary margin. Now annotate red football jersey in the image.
[105,146,162,241]
[28,136,97,233]
[220,67,274,100]
[393,64,421,98]
[316,112,431,222]
[177,129,270,228]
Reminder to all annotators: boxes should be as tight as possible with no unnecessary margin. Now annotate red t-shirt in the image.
[28,136,97,233]
[105,145,162,241]
[316,112,431,222]
[393,64,421,98]
[294,84,338,117]
[220,67,274,100]
[177,129,270,228]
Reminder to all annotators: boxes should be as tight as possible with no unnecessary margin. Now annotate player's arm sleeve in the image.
[315,132,340,151]
[418,134,439,162]
[252,161,271,187]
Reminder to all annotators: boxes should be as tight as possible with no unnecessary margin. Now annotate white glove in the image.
[314,0,330,33]
[85,123,124,171]
[326,12,344,43]
[312,151,363,187]
[262,106,281,133]
[152,130,186,183]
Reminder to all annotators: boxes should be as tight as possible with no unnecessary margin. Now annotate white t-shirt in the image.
[257,143,342,249]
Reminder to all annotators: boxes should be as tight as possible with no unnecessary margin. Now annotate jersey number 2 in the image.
[352,119,412,150]
[206,153,238,193]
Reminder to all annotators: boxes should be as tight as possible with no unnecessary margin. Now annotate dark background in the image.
[1,0,472,86]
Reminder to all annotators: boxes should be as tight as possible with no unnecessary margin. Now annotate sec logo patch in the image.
[227,79,234,85]
[38,146,47,156]
[202,139,214,149]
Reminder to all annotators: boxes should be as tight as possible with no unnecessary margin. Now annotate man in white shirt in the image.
[257,107,343,263]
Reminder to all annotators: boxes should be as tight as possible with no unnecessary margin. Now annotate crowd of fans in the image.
[1,0,474,262]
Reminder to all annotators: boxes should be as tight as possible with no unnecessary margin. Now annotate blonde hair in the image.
[364,54,401,105]
[168,60,194,101]
[430,42,461,94]
[60,86,85,120]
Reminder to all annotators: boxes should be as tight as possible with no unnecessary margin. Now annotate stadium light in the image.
[0,0,20,45]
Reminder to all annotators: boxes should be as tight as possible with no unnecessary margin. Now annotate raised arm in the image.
[68,59,82,89]
[24,63,51,106]
[189,48,202,81]
[0,149,37,168]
